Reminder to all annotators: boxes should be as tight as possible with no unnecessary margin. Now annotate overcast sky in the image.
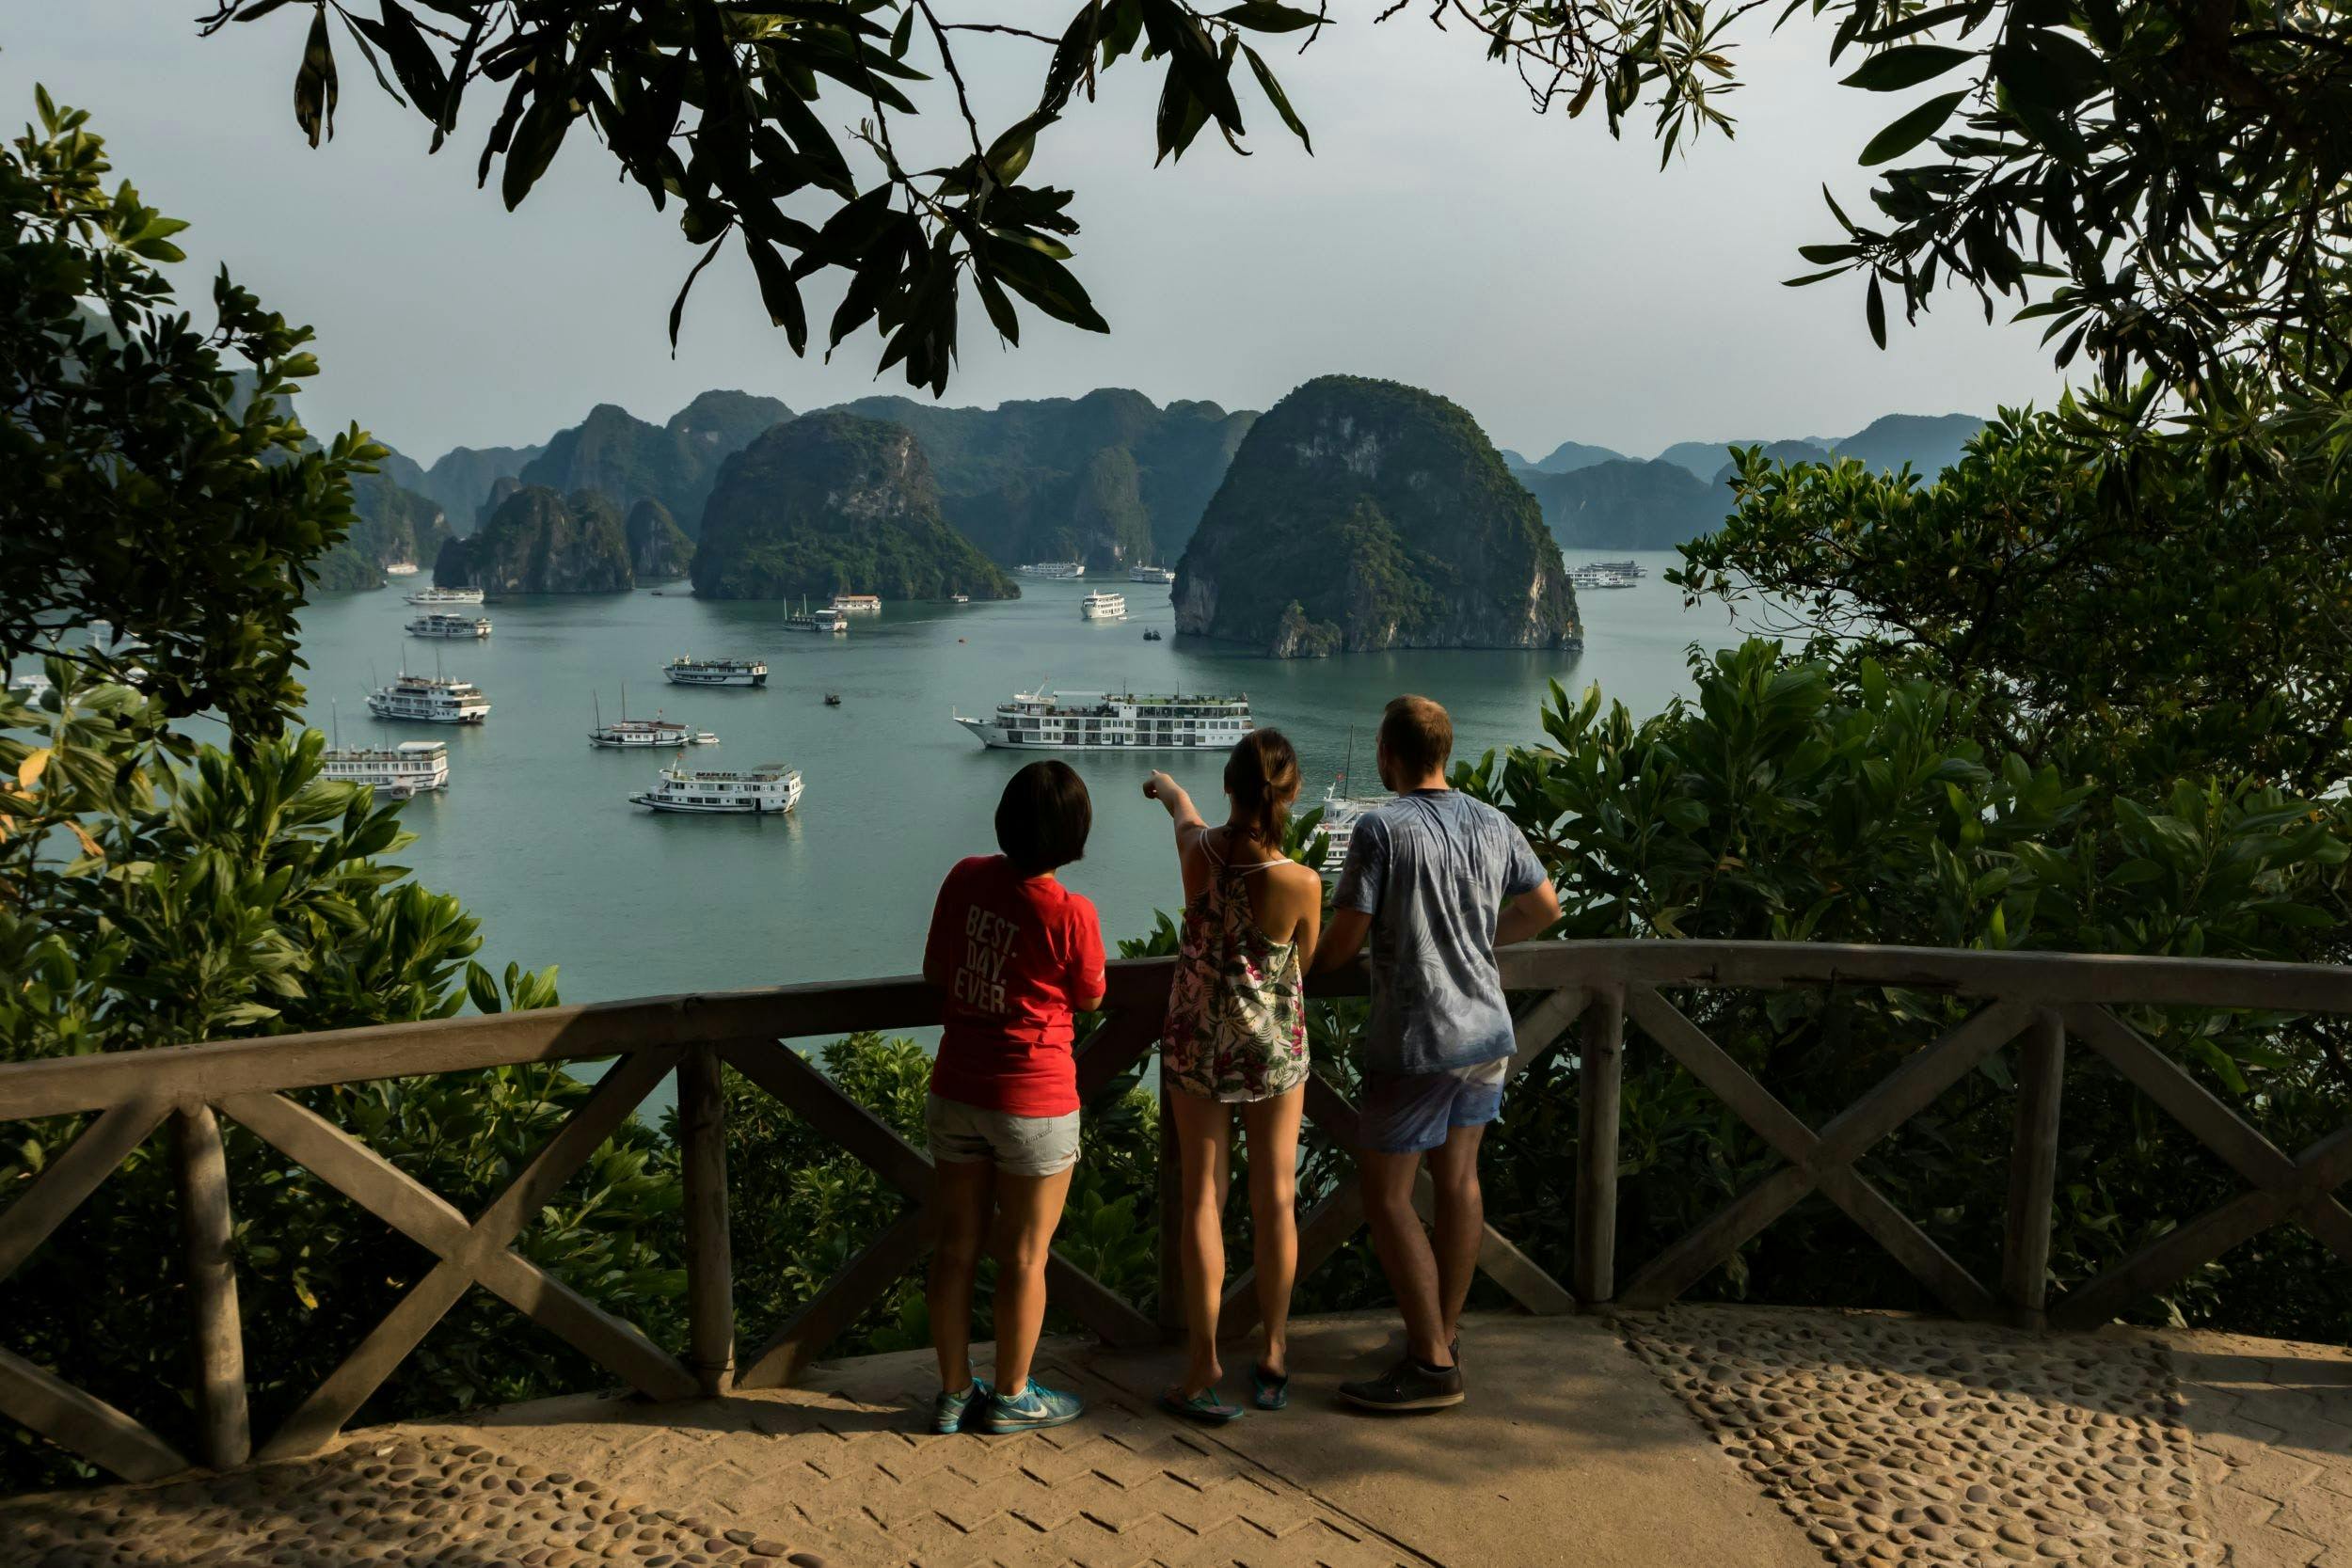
[5,7,2066,464]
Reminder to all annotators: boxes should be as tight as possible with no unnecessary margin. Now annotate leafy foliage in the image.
[0,90,378,736]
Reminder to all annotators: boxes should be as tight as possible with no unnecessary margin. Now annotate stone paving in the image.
[2,1307,2347,1568]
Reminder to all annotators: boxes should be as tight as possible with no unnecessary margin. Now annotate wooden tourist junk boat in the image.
[952,689,1252,750]
[588,689,707,750]
[662,656,768,687]
[319,740,449,799]
[405,612,492,639]
[366,672,490,724]
[783,598,850,634]
[629,763,803,815]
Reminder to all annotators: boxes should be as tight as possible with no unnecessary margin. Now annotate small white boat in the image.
[691,731,721,746]
[321,739,449,799]
[1080,592,1127,621]
[8,672,53,698]
[1016,561,1086,579]
[630,763,803,815]
[406,612,492,639]
[1128,563,1175,585]
[830,594,882,616]
[368,672,490,724]
[384,562,421,577]
[948,594,971,604]
[406,586,485,607]
[664,656,768,687]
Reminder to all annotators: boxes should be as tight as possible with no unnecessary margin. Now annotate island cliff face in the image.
[1173,376,1579,657]
[625,499,694,578]
[690,413,1017,602]
[435,485,632,594]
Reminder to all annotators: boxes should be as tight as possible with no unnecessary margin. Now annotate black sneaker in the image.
[1339,1354,1464,1412]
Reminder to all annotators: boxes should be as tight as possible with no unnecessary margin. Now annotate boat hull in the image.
[953,717,1229,751]
[367,705,487,724]
[663,671,767,686]
[628,795,795,814]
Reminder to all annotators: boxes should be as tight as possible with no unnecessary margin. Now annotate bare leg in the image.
[1239,1086,1303,1378]
[929,1158,997,1391]
[1423,1124,1487,1348]
[1168,1087,1232,1397]
[1358,1147,1452,1368]
[989,1164,1076,1395]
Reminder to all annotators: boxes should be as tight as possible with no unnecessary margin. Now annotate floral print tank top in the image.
[1160,837,1309,1102]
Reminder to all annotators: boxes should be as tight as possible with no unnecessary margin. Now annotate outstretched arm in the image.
[1142,770,1207,836]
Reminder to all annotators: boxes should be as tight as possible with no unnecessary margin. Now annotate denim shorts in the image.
[1358,1063,1508,1155]
[925,1093,1080,1177]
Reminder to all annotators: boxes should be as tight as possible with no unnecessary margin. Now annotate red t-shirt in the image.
[925,855,1107,1117]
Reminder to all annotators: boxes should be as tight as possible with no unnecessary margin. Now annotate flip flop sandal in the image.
[1251,1365,1290,1411]
[1160,1386,1244,1425]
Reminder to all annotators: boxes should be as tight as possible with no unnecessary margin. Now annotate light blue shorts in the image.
[1358,1063,1508,1155]
[925,1093,1080,1178]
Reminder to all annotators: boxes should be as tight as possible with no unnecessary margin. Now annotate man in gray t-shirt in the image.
[1311,695,1560,1413]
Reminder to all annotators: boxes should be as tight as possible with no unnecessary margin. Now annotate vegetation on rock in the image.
[436,485,633,594]
[1174,376,1576,656]
[624,499,694,579]
[690,413,1016,602]
[518,393,790,538]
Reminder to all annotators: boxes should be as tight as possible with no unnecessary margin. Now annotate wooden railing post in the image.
[1575,987,1627,1307]
[2002,1008,2066,1327]
[172,1103,249,1469]
[678,1045,735,1396]
[1155,1073,1184,1337]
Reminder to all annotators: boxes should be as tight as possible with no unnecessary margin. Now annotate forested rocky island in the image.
[1173,376,1580,657]
[688,412,1016,602]
[433,485,632,594]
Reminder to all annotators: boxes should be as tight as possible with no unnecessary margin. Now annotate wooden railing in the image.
[4,940,2350,1486]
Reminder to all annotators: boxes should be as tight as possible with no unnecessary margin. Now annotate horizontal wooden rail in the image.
[3,938,2349,1489]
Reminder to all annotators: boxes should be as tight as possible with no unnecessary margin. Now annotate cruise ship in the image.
[1016,561,1086,579]
[952,689,1252,750]
[784,598,850,634]
[406,586,485,607]
[1568,564,1636,590]
[406,612,492,639]
[367,673,490,724]
[321,739,449,798]
[663,656,768,687]
[1310,784,1386,876]
[1079,592,1127,621]
[830,594,882,616]
[384,562,420,577]
[1128,564,1176,585]
[630,763,803,815]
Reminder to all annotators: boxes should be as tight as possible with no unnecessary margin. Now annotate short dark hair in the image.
[1379,694,1454,779]
[995,759,1092,874]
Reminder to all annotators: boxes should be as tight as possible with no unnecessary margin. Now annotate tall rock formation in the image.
[690,413,1016,602]
[435,485,632,594]
[625,499,694,578]
[517,391,791,534]
[1173,376,1578,657]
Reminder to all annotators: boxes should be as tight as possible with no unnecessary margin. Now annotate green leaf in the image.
[1840,45,1975,92]
[742,232,809,356]
[1857,89,1966,166]
[981,236,1109,333]
[1867,273,1887,347]
[464,960,502,1015]
[890,5,915,59]
[294,6,341,150]
[1216,1,1324,31]
[1242,44,1311,153]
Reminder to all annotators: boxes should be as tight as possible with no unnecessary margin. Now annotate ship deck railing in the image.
[4,939,2351,1483]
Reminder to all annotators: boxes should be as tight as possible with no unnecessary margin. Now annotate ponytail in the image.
[1224,728,1301,852]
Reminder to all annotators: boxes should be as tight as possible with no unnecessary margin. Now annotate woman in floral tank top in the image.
[1142,731,1322,1422]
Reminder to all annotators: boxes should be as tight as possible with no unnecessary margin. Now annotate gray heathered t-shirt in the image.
[1331,788,1549,1077]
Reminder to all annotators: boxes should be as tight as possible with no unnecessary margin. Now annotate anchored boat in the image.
[1080,592,1127,621]
[830,594,882,616]
[367,672,490,724]
[1128,563,1175,585]
[406,612,492,639]
[589,688,696,749]
[952,689,1251,751]
[784,597,850,634]
[321,739,449,799]
[629,763,803,815]
[1015,561,1086,579]
[406,585,485,607]
[664,656,768,687]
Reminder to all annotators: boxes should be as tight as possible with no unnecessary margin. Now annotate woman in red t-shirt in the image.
[920,761,1105,1436]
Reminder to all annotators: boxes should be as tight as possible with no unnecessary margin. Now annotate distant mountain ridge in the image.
[518,390,794,538]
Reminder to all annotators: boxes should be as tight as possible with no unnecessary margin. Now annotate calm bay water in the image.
[292,555,1744,1008]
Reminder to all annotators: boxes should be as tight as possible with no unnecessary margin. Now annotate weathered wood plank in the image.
[2003,1010,2067,1323]
[259,1264,472,1462]
[678,1045,734,1396]
[223,1092,477,1255]
[1043,1250,1160,1348]
[1807,1004,2033,1169]
[1813,1163,2001,1320]
[1626,987,1820,1165]
[2066,1005,2306,1190]
[172,1104,249,1470]
[2050,1190,2287,1330]
[720,1039,931,1201]
[1618,1164,1819,1309]
[465,1246,698,1402]
[1303,1075,1362,1148]
[737,1207,930,1389]
[1575,988,1625,1306]
[1508,985,1592,1080]
[0,1344,187,1483]
[0,1097,169,1284]
[1075,1009,1163,1107]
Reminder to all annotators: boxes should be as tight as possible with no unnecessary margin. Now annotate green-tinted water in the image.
[291,557,1740,1005]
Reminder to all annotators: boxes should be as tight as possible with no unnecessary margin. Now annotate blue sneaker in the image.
[980,1379,1084,1433]
[930,1378,994,1433]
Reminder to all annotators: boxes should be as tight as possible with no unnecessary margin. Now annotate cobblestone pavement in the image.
[3,1308,2347,1568]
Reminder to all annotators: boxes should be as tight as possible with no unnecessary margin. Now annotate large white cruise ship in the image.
[952,689,1252,750]
[630,763,803,815]
[830,594,882,616]
[406,585,485,607]
[1128,564,1176,585]
[321,740,449,798]
[405,612,492,639]
[1016,561,1086,579]
[367,673,490,724]
[664,656,768,687]
[1079,592,1127,621]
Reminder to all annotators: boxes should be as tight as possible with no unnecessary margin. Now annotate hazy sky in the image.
[6,7,2066,463]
